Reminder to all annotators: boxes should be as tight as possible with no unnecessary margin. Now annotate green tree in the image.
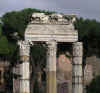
[2,8,55,39]
[2,8,100,93]
[0,23,17,59]
[1,8,55,61]
[0,24,10,55]
[0,36,9,55]
[0,24,2,37]
[75,18,100,57]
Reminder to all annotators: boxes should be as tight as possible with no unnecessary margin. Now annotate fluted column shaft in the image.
[72,42,83,93]
[46,40,57,93]
[18,41,30,93]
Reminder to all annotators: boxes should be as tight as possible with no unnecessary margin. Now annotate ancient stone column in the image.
[72,42,83,93]
[46,40,57,93]
[18,41,30,93]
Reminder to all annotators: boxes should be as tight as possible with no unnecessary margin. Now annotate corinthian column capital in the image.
[18,40,31,62]
[73,42,83,57]
[46,40,57,71]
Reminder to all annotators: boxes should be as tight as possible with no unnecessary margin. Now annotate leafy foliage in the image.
[1,8,100,61]
[1,8,100,93]
[31,44,47,68]
[74,18,100,57]
[2,8,55,39]
[0,24,10,55]
[0,23,17,58]
[0,36,9,54]
[1,8,54,60]
[0,24,2,37]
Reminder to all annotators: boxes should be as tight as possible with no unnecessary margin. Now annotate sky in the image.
[0,0,100,21]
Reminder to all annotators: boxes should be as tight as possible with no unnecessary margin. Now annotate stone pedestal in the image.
[18,41,30,93]
[72,42,83,93]
[46,40,57,93]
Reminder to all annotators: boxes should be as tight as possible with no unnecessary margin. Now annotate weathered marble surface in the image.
[18,40,30,93]
[25,13,78,42]
[25,24,78,42]
[30,13,76,24]
[72,42,83,93]
[17,13,82,93]
[46,40,57,93]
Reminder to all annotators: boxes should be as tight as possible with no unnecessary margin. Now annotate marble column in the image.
[46,40,57,93]
[72,42,83,93]
[18,41,30,93]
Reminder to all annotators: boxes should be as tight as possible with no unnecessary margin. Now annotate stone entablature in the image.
[30,13,76,25]
[25,13,78,42]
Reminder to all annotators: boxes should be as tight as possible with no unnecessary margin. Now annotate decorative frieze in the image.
[30,13,76,25]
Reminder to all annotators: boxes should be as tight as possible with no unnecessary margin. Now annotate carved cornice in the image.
[30,13,76,25]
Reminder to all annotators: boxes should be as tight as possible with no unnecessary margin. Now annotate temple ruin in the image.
[15,13,83,93]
